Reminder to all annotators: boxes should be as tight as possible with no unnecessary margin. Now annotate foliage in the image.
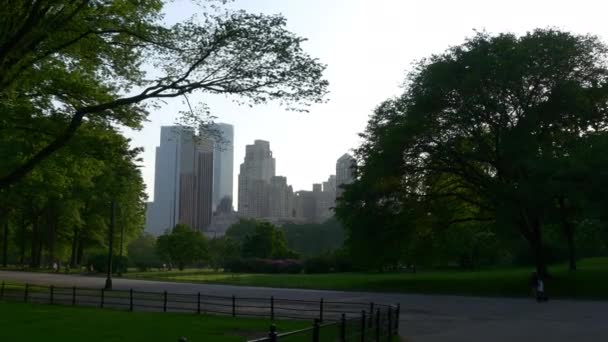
[282,218,346,257]
[241,221,298,259]
[0,0,328,190]
[156,224,208,270]
[0,123,146,269]
[127,233,160,271]
[337,29,608,274]
[225,218,257,244]
[303,250,353,274]
[207,236,240,271]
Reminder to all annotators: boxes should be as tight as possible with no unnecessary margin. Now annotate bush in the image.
[223,258,303,274]
[303,250,353,273]
[303,255,332,273]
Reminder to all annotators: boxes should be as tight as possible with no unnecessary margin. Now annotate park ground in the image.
[123,257,608,299]
[0,301,306,342]
[2,264,608,341]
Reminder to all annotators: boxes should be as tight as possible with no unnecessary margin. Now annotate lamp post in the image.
[105,201,116,290]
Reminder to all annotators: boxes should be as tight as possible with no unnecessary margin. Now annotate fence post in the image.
[340,313,346,342]
[270,296,275,321]
[100,288,105,308]
[197,292,201,314]
[375,308,380,341]
[50,285,54,305]
[319,298,324,323]
[24,283,29,303]
[0,281,4,299]
[163,290,168,312]
[268,323,278,342]
[369,302,374,328]
[72,286,76,306]
[360,310,366,342]
[313,318,321,342]
[395,303,400,332]
[129,289,134,312]
[387,306,393,339]
[232,295,236,317]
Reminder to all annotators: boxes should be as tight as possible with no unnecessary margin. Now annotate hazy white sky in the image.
[127,0,608,202]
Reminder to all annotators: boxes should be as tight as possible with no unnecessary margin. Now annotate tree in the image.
[0,120,147,268]
[127,233,160,271]
[241,221,296,259]
[225,218,257,244]
[0,1,328,190]
[282,218,346,257]
[339,29,608,276]
[207,236,239,271]
[156,224,208,270]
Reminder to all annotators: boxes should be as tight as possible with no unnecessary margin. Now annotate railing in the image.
[0,281,399,330]
[249,304,400,342]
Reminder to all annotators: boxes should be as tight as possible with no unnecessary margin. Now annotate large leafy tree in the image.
[339,29,608,276]
[241,221,295,259]
[156,224,208,270]
[0,0,328,190]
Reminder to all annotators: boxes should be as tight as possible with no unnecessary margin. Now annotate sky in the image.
[126,0,608,203]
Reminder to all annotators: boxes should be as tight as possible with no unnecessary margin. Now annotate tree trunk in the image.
[30,217,39,268]
[2,219,8,267]
[558,197,576,271]
[19,218,26,266]
[521,211,548,278]
[46,207,57,267]
[76,238,84,265]
[530,217,548,278]
[70,228,79,268]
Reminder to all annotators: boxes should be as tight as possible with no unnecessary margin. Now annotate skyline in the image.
[123,0,608,202]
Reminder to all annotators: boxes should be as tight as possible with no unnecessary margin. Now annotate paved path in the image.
[1,271,606,341]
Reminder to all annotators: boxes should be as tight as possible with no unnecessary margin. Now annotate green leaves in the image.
[156,224,208,270]
[1,1,328,189]
[338,29,608,271]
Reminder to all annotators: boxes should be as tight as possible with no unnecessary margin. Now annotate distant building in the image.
[209,123,234,213]
[269,176,294,219]
[145,126,214,235]
[293,178,336,223]
[238,140,276,218]
[336,153,356,199]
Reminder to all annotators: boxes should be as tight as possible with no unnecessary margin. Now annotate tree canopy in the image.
[337,29,608,275]
[156,224,208,270]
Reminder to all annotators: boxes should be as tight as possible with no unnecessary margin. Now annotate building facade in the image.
[336,153,356,199]
[210,123,234,213]
[145,126,214,235]
[237,140,276,218]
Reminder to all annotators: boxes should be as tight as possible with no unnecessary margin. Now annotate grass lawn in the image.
[0,301,307,342]
[126,258,608,299]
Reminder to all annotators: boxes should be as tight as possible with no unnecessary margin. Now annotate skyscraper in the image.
[269,176,294,219]
[238,140,276,217]
[145,126,214,235]
[336,153,356,199]
[209,123,234,212]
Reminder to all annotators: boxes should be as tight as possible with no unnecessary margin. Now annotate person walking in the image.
[536,275,548,302]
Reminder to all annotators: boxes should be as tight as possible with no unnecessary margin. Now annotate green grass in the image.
[126,258,608,299]
[0,301,307,342]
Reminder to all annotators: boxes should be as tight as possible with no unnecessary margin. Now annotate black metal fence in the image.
[249,304,400,342]
[0,281,400,333]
